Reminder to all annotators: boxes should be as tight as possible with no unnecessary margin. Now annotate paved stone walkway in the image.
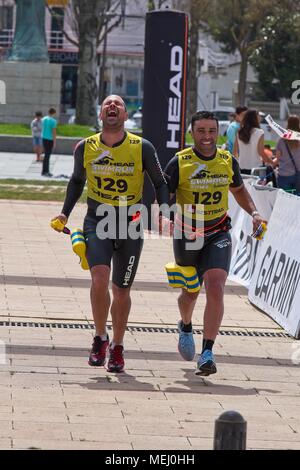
[0,200,299,450]
[0,152,72,180]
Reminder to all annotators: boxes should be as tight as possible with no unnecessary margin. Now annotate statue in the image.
[9,0,49,62]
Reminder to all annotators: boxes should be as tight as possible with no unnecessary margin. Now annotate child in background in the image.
[264,144,278,187]
[31,111,43,163]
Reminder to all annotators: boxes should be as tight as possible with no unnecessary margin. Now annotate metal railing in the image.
[0,29,13,47]
[0,29,77,50]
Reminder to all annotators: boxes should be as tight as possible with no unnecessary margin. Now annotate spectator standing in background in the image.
[41,107,57,177]
[226,106,248,153]
[233,109,274,174]
[31,111,43,163]
[275,115,300,194]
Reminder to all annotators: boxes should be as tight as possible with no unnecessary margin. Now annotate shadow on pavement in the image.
[0,274,247,294]
[7,344,291,368]
[60,370,279,396]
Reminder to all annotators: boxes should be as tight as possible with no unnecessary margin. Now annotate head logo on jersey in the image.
[189,163,211,180]
[93,150,113,165]
[83,132,143,206]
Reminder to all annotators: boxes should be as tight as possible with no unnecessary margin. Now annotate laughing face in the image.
[191,119,218,156]
[100,95,128,130]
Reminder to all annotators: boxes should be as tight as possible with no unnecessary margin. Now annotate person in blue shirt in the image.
[226,106,248,153]
[41,107,57,177]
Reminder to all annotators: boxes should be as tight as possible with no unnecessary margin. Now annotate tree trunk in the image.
[74,0,105,125]
[187,0,199,123]
[238,50,248,106]
[147,0,156,9]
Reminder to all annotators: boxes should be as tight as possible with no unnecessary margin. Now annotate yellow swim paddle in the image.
[165,263,201,293]
[50,219,89,270]
[252,222,267,240]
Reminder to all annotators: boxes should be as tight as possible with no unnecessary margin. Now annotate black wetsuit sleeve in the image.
[62,140,86,217]
[164,156,179,193]
[142,138,169,206]
[230,156,244,188]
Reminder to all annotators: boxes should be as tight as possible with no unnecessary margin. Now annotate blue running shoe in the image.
[177,320,195,361]
[195,349,217,376]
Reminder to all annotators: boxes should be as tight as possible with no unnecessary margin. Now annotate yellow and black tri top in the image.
[165,146,243,223]
[83,131,143,206]
[61,131,169,218]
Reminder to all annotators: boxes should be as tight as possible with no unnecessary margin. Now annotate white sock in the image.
[96,333,108,341]
[111,341,123,349]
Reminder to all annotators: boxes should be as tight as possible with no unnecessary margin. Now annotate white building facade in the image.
[0,0,268,118]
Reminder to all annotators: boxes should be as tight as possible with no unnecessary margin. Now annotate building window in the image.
[50,7,64,49]
[0,5,13,47]
[126,79,138,97]
[61,65,77,110]
[112,68,125,94]
[125,68,139,98]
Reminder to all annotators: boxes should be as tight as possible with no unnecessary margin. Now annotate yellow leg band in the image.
[165,263,201,293]
[71,229,89,270]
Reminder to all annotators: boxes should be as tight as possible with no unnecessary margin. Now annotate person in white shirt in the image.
[233,109,273,174]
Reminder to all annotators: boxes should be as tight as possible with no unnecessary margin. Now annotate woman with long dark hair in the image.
[233,109,273,174]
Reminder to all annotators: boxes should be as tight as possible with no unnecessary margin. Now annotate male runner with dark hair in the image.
[165,110,265,376]
[52,95,169,372]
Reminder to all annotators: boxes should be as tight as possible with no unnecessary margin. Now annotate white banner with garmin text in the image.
[228,180,278,287]
[248,190,300,338]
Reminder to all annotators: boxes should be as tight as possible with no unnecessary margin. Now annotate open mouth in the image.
[107,110,117,117]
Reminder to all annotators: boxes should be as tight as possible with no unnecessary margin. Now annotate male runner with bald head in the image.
[52,95,169,372]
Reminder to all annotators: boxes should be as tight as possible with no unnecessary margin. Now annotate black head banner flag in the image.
[142,10,188,220]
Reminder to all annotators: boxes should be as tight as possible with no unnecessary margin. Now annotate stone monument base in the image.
[0,61,62,124]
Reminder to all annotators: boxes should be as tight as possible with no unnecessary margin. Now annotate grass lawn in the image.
[1,123,226,143]
[0,178,69,186]
[0,178,86,202]
[0,123,97,138]
[56,124,97,138]
[0,123,275,147]
[0,124,32,136]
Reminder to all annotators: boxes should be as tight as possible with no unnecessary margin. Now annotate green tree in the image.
[202,0,284,105]
[186,0,210,120]
[48,0,125,126]
[251,12,300,100]
[147,0,169,9]
[170,0,210,120]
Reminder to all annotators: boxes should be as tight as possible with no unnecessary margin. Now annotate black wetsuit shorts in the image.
[83,211,144,289]
[173,229,232,285]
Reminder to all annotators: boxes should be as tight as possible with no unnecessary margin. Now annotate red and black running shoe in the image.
[88,336,109,366]
[107,345,125,373]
